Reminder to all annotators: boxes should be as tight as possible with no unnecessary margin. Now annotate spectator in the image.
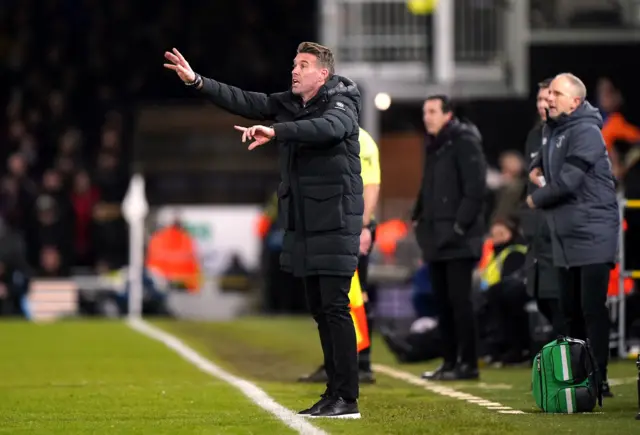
[38,245,68,277]
[476,216,529,366]
[71,170,100,267]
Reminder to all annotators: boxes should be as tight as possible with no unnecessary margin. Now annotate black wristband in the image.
[185,73,202,88]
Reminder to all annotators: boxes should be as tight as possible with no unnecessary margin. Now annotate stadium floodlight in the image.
[374,92,392,111]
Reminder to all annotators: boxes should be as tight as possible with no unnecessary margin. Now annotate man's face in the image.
[536,87,550,120]
[596,78,619,113]
[291,53,328,97]
[547,77,581,119]
[500,154,523,182]
[423,99,452,135]
[490,223,512,246]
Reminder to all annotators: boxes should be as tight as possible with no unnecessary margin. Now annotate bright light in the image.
[374,92,392,111]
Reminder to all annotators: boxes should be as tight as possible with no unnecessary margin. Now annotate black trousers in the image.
[558,263,611,379]
[536,297,563,336]
[430,258,478,367]
[304,275,359,401]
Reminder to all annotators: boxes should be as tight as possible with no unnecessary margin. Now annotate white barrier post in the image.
[122,173,149,320]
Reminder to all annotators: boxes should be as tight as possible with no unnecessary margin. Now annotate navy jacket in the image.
[530,102,619,268]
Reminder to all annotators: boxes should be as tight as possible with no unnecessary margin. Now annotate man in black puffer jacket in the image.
[165,42,363,419]
[412,95,487,381]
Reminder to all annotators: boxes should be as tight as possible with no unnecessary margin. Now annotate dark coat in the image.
[412,119,487,262]
[199,75,363,277]
[521,122,561,299]
[530,102,619,268]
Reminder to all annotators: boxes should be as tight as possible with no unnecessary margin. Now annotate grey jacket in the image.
[529,102,619,268]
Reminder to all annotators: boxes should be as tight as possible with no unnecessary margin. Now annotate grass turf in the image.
[1,317,639,434]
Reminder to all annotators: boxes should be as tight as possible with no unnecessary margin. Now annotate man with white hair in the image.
[527,72,619,397]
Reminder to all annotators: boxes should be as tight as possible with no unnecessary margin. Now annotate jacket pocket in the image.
[277,183,293,230]
[554,206,589,237]
[301,184,345,232]
[434,219,458,249]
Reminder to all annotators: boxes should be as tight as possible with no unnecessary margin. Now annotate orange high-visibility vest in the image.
[348,270,370,352]
[146,225,201,293]
[608,263,634,297]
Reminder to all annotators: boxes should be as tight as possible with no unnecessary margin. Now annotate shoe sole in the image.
[306,413,361,419]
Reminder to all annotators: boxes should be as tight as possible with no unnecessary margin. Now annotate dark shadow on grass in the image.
[166,322,317,383]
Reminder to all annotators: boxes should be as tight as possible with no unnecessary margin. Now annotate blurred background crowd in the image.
[2,0,640,360]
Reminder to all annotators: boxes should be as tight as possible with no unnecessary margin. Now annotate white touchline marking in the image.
[127,319,328,435]
[373,364,527,415]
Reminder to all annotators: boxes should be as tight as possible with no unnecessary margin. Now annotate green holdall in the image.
[532,336,603,413]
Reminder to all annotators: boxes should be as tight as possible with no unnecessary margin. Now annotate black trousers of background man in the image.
[430,258,479,367]
[304,275,359,401]
[558,263,611,380]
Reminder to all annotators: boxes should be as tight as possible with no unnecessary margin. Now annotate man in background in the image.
[413,95,487,381]
[527,73,618,397]
[298,127,381,384]
[522,78,563,335]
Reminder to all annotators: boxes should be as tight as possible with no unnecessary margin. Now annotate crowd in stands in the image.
[0,0,314,315]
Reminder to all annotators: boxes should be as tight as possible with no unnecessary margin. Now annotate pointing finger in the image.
[173,48,187,66]
[164,52,179,64]
[234,125,247,132]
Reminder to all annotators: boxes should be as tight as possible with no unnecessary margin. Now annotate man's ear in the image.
[320,68,329,82]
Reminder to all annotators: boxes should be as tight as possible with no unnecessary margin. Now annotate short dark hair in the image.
[425,95,453,113]
[538,78,553,89]
[297,42,335,76]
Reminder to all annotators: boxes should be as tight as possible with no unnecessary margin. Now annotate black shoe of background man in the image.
[298,394,333,416]
[359,370,376,384]
[601,380,614,398]
[309,397,361,419]
[298,365,328,383]
[423,363,479,381]
[421,362,456,380]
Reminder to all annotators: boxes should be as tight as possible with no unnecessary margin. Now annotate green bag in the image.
[532,336,603,413]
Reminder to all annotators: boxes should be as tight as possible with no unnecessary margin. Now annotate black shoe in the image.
[298,394,333,416]
[309,397,361,419]
[359,370,376,384]
[297,365,328,383]
[421,362,456,380]
[601,381,614,398]
[425,363,479,381]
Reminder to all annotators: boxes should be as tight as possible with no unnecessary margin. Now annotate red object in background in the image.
[478,238,494,270]
[255,213,271,240]
[71,187,100,255]
[376,219,409,256]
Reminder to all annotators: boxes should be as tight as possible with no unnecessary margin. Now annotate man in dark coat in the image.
[164,42,364,418]
[521,79,563,334]
[527,73,619,395]
[412,95,487,381]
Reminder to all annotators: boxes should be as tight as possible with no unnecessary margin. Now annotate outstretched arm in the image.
[272,97,358,145]
[197,77,274,121]
[164,48,274,121]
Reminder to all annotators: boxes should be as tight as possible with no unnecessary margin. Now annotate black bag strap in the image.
[585,338,603,408]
